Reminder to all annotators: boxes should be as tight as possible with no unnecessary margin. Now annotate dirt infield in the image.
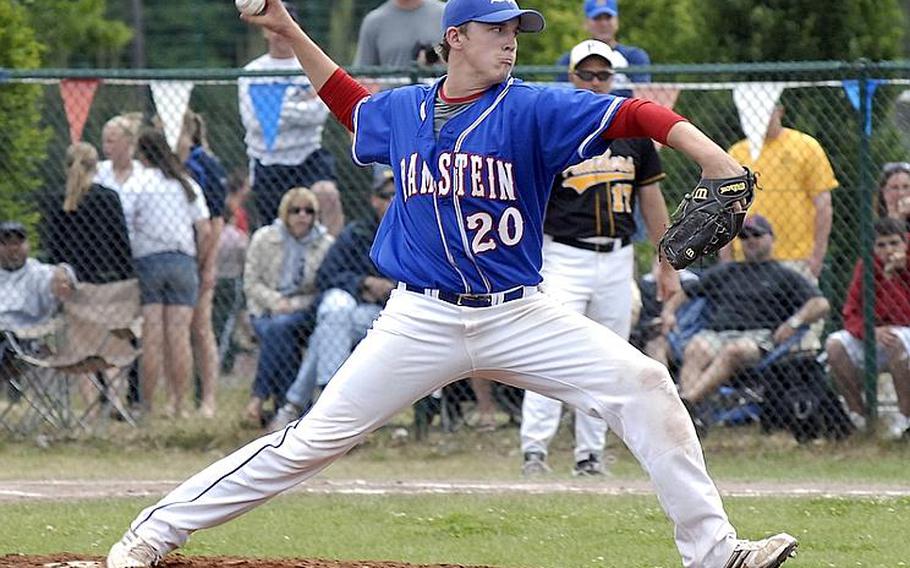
[0,555,497,568]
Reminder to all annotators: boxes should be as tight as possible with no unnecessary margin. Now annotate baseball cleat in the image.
[521,451,552,476]
[572,453,605,477]
[723,533,798,568]
[106,531,160,568]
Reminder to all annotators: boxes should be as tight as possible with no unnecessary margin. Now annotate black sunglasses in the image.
[574,70,614,82]
[377,191,396,200]
[289,206,316,216]
[738,231,767,240]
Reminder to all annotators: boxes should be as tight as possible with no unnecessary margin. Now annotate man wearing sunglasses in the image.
[662,215,829,409]
[521,39,676,478]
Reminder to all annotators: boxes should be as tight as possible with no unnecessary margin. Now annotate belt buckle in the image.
[457,293,492,307]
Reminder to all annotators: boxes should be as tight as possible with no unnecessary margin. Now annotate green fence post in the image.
[856,60,878,428]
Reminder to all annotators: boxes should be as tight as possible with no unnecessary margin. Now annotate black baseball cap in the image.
[739,214,774,237]
[0,221,27,240]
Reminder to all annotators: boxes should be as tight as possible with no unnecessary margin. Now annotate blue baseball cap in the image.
[443,0,546,33]
[584,0,618,19]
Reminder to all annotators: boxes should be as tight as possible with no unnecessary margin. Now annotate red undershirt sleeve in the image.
[316,67,371,132]
[602,99,687,146]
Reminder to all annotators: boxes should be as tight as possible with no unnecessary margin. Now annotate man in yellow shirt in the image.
[724,105,838,280]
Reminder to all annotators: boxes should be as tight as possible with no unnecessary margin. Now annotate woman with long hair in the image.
[123,129,212,418]
[45,142,134,284]
[178,111,227,418]
[243,186,333,425]
[878,161,910,232]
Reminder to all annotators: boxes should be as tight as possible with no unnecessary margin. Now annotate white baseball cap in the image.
[568,39,620,71]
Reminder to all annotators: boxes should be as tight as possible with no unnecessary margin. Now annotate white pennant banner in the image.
[151,81,195,151]
[733,83,784,161]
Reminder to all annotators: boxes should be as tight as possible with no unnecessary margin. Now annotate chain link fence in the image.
[1,61,908,444]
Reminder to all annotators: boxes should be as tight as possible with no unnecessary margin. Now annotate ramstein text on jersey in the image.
[399,152,517,202]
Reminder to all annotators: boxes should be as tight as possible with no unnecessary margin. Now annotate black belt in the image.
[552,236,631,253]
[403,283,534,308]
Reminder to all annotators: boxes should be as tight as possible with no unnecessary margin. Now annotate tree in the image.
[20,0,132,68]
[696,0,904,62]
[0,0,48,230]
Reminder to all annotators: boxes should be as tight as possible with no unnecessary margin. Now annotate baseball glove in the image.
[659,167,758,269]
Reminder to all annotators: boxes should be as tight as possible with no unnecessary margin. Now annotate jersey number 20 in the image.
[466,206,524,254]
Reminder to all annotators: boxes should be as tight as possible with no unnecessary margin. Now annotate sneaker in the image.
[724,533,798,568]
[267,403,302,431]
[573,453,605,477]
[106,531,161,568]
[521,451,551,476]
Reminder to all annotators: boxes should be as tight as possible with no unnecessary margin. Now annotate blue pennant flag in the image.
[249,83,292,152]
[842,79,882,136]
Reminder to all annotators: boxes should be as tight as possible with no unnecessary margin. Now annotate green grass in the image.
[1,493,908,567]
[2,382,909,567]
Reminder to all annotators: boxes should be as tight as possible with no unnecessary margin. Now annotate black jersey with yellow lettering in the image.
[544,138,664,240]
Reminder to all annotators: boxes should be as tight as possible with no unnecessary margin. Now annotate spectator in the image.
[725,104,838,282]
[0,221,76,402]
[269,175,396,429]
[630,261,699,368]
[521,39,675,477]
[0,222,76,330]
[353,0,446,68]
[243,187,334,426]
[238,1,335,227]
[878,161,910,232]
[96,114,143,193]
[555,0,651,88]
[661,215,829,406]
[179,111,228,418]
[95,114,144,407]
[123,130,211,418]
[826,218,910,439]
[312,181,346,238]
[213,203,249,375]
[226,170,253,235]
[44,143,135,285]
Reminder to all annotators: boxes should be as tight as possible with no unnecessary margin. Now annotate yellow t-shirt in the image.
[728,128,838,260]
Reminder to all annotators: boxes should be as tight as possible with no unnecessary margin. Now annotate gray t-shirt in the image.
[353,0,446,67]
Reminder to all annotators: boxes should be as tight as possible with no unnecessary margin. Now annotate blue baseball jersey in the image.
[353,76,625,293]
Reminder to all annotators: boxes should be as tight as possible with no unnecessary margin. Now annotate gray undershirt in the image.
[434,95,476,135]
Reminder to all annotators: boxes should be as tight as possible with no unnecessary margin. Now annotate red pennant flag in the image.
[60,79,100,144]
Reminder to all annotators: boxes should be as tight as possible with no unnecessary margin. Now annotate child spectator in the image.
[826,218,910,439]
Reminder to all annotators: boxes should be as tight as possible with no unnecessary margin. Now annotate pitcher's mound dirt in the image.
[0,555,498,568]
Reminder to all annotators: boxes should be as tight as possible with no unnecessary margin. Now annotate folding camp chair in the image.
[0,279,141,437]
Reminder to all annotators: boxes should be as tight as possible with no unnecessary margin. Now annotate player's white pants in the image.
[128,287,736,568]
[521,238,634,462]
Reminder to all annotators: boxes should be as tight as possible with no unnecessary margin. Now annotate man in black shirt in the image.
[520,39,679,477]
[660,215,830,405]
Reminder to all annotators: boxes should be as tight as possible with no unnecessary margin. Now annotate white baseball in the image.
[235,0,266,17]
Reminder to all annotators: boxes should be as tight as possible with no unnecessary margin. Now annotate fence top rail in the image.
[2,59,910,82]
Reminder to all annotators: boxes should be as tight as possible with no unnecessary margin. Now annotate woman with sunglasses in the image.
[242,187,334,425]
[878,161,910,232]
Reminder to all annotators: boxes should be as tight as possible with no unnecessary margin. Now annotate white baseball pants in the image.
[521,237,633,462]
[128,287,736,568]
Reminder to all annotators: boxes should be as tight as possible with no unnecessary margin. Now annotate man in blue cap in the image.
[556,0,652,88]
[107,1,797,567]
